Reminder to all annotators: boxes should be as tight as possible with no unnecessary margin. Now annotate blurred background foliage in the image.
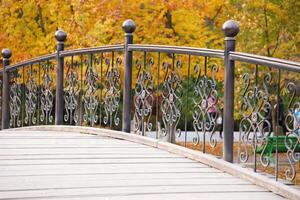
[0,0,299,128]
[0,0,299,62]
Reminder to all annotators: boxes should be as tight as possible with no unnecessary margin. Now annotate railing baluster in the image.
[38,62,41,125]
[142,51,147,136]
[1,48,12,129]
[222,20,239,163]
[99,53,103,126]
[22,66,25,127]
[184,55,191,147]
[203,56,207,153]
[122,19,136,133]
[55,29,67,125]
[275,68,281,181]
[79,54,83,126]
[253,64,259,173]
[110,52,114,129]
[156,52,160,139]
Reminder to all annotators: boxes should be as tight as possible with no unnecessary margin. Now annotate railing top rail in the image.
[128,44,224,58]
[2,47,300,73]
[230,51,300,73]
[0,45,125,73]
[4,53,56,72]
[59,44,124,57]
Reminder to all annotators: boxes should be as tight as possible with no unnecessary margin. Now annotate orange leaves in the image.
[0,0,299,66]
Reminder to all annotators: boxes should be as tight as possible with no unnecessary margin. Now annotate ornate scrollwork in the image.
[133,57,154,135]
[40,62,54,124]
[9,70,22,127]
[103,57,121,127]
[239,71,273,167]
[160,58,183,142]
[24,68,38,125]
[64,60,80,124]
[83,56,99,126]
[192,63,219,150]
[284,82,300,181]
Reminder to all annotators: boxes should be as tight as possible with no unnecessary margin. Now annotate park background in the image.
[0,0,299,62]
[0,0,300,183]
[0,0,300,127]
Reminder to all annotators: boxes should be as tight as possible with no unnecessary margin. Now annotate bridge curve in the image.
[0,126,295,200]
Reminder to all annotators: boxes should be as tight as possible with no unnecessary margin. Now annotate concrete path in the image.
[0,130,285,200]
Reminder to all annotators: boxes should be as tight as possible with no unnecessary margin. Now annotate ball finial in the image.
[55,29,67,42]
[1,48,12,59]
[222,20,240,37]
[122,19,136,34]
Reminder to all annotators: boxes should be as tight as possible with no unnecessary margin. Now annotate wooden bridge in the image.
[1,19,300,199]
[0,126,298,200]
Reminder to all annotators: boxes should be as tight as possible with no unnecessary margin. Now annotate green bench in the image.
[256,136,300,160]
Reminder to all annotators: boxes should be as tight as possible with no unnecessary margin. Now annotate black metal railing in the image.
[231,52,300,182]
[1,19,300,185]
[129,44,224,154]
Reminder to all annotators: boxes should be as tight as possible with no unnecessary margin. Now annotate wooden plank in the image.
[0,163,217,172]
[0,184,269,199]
[0,167,220,177]
[0,145,149,149]
[0,139,142,146]
[0,148,167,155]
[0,140,144,146]
[0,131,85,135]
[0,177,251,191]
[37,192,284,200]
[0,139,143,144]
[0,133,97,138]
[0,152,173,156]
[0,171,235,180]
[0,154,180,159]
[0,158,199,165]
[0,135,125,138]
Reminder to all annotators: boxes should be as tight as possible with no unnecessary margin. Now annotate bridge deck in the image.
[0,130,285,200]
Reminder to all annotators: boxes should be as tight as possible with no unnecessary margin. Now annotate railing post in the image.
[122,19,136,133]
[1,49,12,129]
[55,29,67,125]
[222,20,239,163]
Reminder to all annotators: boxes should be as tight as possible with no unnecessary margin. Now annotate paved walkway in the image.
[0,130,285,200]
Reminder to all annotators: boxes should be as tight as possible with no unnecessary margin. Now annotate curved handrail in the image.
[59,44,124,57]
[128,44,224,58]
[0,44,225,73]
[0,45,125,73]
[5,53,56,72]
[230,52,300,73]
[2,45,300,73]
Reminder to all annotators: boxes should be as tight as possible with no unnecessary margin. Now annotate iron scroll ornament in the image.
[64,60,80,124]
[24,68,38,125]
[160,57,183,142]
[9,70,22,127]
[284,82,300,181]
[103,56,121,128]
[40,62,54,124]
[133,57,154,135]
[82,56,99,126]
[192,63,219,150]
[239,71,273,167]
